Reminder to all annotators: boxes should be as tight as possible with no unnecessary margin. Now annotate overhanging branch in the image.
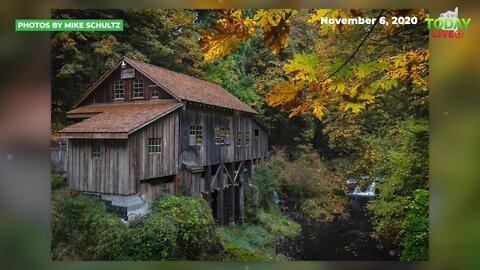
[320,9,385,83]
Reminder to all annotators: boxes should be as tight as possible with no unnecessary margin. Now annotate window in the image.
[133,79,144,98]
[148,138,162,153]
[245,131,250,147]
[237,131,242,147]
[215,127,231,145]
[254,129,259,136]
[189,125,202,146]
[150,84,160,98]
[92,144,101,159]
[114,80,124,99]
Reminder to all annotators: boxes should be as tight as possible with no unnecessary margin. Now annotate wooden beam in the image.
[233,161,244,183]
[227,163,235,227]
[210,164,223,189]
[174,174,179,194]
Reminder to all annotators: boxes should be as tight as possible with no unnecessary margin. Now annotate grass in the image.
[218,204,300,261]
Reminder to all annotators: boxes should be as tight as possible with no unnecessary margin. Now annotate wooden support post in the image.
[217,188,224,226]
[238,167,245,224]
[246,160,253,185]
[205,166,212,208]
[174,174,179,194]
[228,163,235,227]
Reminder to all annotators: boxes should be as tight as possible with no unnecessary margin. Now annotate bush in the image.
[251,164,276,210]
[51,190,121,260]
[150,195,220,259]
[399,189,429,261]
[52,192,221,260]
[267,149,348,220]
[51,172,66,190]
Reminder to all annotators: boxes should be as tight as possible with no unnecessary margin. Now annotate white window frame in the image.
[114,80,125,100]
[237,131,242,147]
[215,127,231,145]
[133,79,144,99]
[148,138,162,154]
[149,84,160,98]
[189,125,203,146]
[92,144,102,159]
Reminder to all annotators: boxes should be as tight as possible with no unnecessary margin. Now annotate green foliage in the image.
[218,225,285,261]
[51,172,66,190]
[267,150,348,221]
[250,163,276,211]
[100,195,219,260]
[359,118,428,259]
[206,43,257,105]
[255,209,300,237]
[51,190,122,260]
[51,122,65,134]
[150,195,219,259]
[399,189,429,261]
[52,191,221,260]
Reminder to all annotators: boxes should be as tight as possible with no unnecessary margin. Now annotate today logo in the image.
[425,7,471,39]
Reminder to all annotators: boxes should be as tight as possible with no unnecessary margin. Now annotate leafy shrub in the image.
[399,189,429,261]
[51,190,121,260]
[52,192,221,260]
[51,172,66,190]
[251,164,276,210]
[267,149,348,220]
[149,195,219,259]
[365,119,429,248]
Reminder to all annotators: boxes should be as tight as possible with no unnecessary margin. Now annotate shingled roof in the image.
[74,57,257,114]
[60,101,181,138]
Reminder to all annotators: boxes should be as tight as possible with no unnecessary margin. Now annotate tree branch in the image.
[320,9,385,83]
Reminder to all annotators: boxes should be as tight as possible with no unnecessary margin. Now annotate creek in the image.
[276,180,397,260]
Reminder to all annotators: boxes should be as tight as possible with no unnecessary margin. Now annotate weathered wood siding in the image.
[79,63,174,106]
[179,103,268,166]
[67,139,133,195]
[139,179,174,203]
[129,111,179,183]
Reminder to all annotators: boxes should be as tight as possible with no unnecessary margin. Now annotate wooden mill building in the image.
[59,57,268,224]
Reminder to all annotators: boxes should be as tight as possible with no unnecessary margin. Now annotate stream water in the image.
[277,182,397,260]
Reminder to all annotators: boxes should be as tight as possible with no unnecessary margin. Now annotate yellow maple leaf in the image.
[283,52,318,83]
[310,99,327,120]
[198,9,256,61]
[266,79,304,107]
[254,9,297,54]
[308,9,350,33]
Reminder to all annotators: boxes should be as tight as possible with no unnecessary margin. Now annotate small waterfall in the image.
[347,178,376,197]
[273,190,280,205]
[365,182,376,196]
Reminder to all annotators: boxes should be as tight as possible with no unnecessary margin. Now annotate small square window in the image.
[150,85,160,98]
[215,127,231,145]
[92,144,101,159]
[189,125,202,146]
[255,129,259,136]
[148,138,162,153]
[237,131,242,147]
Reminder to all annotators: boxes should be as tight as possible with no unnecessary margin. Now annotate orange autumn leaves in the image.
[199,9,296,60]
[198,9,429,119]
